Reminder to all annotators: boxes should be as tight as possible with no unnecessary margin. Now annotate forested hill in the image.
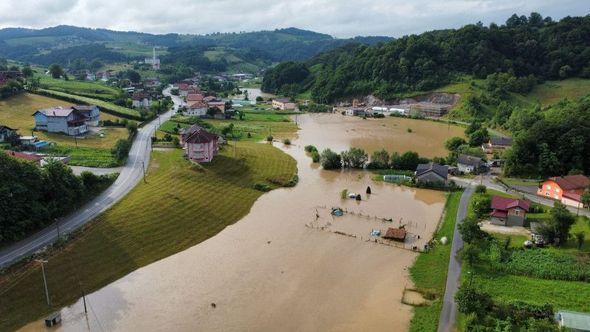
[0,25,391,65]
[262,13,590,103]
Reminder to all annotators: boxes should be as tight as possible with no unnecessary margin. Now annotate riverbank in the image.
[0,143,297,331]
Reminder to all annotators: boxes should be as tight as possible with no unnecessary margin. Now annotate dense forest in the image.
[262,13,590,103]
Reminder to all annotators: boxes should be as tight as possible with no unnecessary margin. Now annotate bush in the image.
[253,183,271,192]
[320,148,341,170]
[475,184,487,194]
[341,147,368,168]
[283,138,291,145]
[266,135,274,142]
[311,150,320,163]
[304,145,318,153]
[111,139,132,162]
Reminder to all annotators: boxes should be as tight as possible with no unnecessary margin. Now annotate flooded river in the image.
[21,114,451,332]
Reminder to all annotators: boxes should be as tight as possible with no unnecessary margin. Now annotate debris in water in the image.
[331,207,344,217]
[355,194,362,201]
[267,241,271,244]
[211,303,216,308]
[366,186,372,194]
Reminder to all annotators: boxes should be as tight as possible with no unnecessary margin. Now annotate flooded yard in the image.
[20,113,451,332]
[293,113,464,158]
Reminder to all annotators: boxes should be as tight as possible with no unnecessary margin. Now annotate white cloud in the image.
[0,0,587,37]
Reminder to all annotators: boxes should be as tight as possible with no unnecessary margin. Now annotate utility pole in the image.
[141,160,147,183]
[81,284,88,314]
[36,259,51,306]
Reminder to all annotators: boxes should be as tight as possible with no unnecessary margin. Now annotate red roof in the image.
[383,227,406,241]
[187,93,204,102]
[188,101,207,109]
[490,196,530,212]
[3,150,42,163]
[182,125,218,144]
[549,175,590,191]
[490,210,508,218]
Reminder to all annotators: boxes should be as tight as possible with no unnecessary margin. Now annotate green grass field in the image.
[37,89,142,120]
[38,76,122,101]
[524,78,590,107]
[409,191,462,332]
[0,142,297,331]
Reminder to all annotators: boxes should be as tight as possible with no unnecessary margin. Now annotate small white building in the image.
[272,98,296,111]
[186,101,208,117]
[132,92,151,109]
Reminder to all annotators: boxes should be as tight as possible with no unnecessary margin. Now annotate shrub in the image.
[311,150,320,163]
[283,138,291,145]
[475,184,487,194]
[253,183,271,192]
[266,135,274,142]
[304,145,318,153]
[341,189,348,199]
[320,148,341,170]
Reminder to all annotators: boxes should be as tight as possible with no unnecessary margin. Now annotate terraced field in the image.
[38,76,122,101]
[0,142,297,331]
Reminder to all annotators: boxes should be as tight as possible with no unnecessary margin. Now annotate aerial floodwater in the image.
[21,113,459,331]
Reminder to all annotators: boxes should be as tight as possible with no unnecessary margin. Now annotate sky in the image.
[0,0,588,38]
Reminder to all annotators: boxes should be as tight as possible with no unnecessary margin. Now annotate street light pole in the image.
[36,259,51,306]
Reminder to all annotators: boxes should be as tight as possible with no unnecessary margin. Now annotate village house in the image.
[2,150,70,166]
[482,136,513,153]
[203,95,219,103]
[71,105,100,126]
[144,78,160,89]
[176,83,198,97]
[457,154,487,174]
[415,162,448,184]
[0,125,17,142]
[132,92,151,108]
[33,107,92,136]
[489,196,530,227]
[186,101,208,117]
[272,98,297,111]
[345,108,366,116]
[207,101,226,113]
[537,175,590,208]
[187,93,204,103]
[179,125,219,163]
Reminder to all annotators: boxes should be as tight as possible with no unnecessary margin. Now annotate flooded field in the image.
[294,113,464,158]
[21,114,450,332]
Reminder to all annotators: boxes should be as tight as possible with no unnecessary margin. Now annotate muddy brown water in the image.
[20,114,451,332]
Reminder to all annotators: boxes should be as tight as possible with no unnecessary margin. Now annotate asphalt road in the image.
[437,185,474,332]
[0,87,180,269]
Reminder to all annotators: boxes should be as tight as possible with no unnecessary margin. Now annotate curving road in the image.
[0,87,181,269]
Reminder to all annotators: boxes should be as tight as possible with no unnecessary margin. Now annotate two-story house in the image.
[537,175,590,208]
[33,107,89,136]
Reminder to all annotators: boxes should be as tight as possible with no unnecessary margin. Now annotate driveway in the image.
[0,86,178,269]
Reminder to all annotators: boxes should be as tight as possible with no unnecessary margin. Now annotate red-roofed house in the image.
[186,101,208,117]
[186,93,204,102]
[537,175,590,208]
[490,196,530,226]
[180,125,219,163]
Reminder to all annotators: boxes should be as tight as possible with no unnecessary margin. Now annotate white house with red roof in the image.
[186,101,208,117]
[180,125,219,163]
[490,196,530,227]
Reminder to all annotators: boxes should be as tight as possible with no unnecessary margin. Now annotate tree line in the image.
[262,13,590,103]
[0,154,116,244]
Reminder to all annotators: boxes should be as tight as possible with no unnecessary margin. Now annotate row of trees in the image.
[263,13,590,103]
[0,154,115,244]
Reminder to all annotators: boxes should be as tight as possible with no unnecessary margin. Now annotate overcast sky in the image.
[0,0,587,38]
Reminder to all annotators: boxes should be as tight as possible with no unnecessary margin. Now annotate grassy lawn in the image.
[37,89,142,120]
[0,142,297,331]
[0,93,128,149]
[46,146,120,167]
[409,191,462,332]
[38,76,122,101]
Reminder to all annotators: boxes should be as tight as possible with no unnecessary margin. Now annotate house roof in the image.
[34,107,75,117]
[132,92,149,100]
[187,93,204,102]
[3,150,42,163]
[490,136,513,146]
[71,105,98,111]
[182,125,218,144]
[274,98,291,103]
[549,175,590,191]
[383,227,406,240]
[490,195,530,212]
[556,310,590,330]
[416,162,448,179]
[203,96,218,102]
[457,154,485,167]
[189,101,207,109]
[0,124,17,131]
